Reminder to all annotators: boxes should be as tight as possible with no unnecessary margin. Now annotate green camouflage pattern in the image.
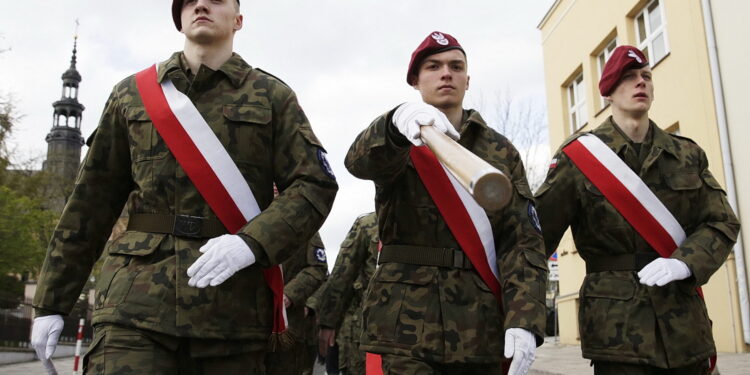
[318,212,379,375]
[84,324,267,374]
[535,117,740,368]
[266,233,327,374]
[281,232,328,345]
[33,52,338,340]
[345,108,548,363]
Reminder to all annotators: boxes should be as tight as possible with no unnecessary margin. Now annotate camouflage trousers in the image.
[83,324,267,374]
[593,360,710,375]
[264,341,316,375]
[380,354,504,375]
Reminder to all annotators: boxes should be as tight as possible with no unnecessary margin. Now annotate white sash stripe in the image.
[160,78,261,222]
[442,164,500,281]
[578,134,686,246]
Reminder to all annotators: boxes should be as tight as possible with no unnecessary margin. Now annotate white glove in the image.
[504,328,536,375]
[31,314,63,375]
[187,234,256,288]
[638,258,692,286]
[392,102,460,146]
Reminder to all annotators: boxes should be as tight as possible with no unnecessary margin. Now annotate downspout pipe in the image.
[701,0,750,345]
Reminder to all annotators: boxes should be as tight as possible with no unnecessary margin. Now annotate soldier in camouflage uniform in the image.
[30,1,337,374]
[535,46,739,375]
[317,212,379,375]
[345,31,547,375]
[265,233,328,375]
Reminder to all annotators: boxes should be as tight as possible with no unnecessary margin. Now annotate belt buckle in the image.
[453,250,465,269]
[173,215,203,238]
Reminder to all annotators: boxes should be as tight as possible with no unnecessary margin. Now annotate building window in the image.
[636,0,669,65]
[567,74,587,132]
[597,37,618,109]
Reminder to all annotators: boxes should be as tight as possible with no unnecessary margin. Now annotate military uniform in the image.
[535,117,739,370]
[317,212,379,375]
[32,52,338,372]
[265,233,328,375]
[344,108,548,371]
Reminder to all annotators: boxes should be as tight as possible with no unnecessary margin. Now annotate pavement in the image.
[2,344,749,374]
[530,339,750,375]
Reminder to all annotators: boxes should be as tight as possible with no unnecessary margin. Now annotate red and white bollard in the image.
[72,318,85,375]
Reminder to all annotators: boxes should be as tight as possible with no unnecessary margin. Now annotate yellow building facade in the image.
[538,0,750,353]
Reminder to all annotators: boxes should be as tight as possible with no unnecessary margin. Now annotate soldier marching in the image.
[25,2,741,375]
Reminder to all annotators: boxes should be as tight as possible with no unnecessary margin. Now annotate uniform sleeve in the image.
[305,279,328,314]
[496,152,548,344]
[535,149,579,257]
[33,87,134,315]
[671,150,740,286]
[239,87,338,267]
[284,233,328,307]
[317,218,370,329]
[344,107,413,185]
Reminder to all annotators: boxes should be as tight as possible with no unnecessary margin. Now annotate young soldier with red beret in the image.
[345,31,548,375]
[30,0,337,373]
[536,46,739,374]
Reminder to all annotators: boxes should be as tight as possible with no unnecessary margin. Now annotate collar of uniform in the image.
[155,52,251,88]
[459,109,489,135]
[649,120,679,158]
[156,52,184,83]
[594,116,635,155]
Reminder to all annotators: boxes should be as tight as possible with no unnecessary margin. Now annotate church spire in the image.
[43,21,85,212]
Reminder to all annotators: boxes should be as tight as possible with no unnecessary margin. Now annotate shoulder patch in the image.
[528,202,542,234]
[314,247,327,263]
[317,149,336,180]
[254,67,289,88]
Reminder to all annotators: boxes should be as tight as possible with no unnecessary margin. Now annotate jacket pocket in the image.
[222,104,272,167]
[578,274,636,350]
[124,106,168,163]
[361,264,436,346]
[95,231,166,310]
[523,249,549,303]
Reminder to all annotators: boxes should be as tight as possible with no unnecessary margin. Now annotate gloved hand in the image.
[187,234,256,288]
[638,258,691,286]
[392,102,460,146]
[504,327,536,375]
[31,314,64,375]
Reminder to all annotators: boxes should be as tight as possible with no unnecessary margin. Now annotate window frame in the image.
[567,73,587,133]
[635,0,670,66]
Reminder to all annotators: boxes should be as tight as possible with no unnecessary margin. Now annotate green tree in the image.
[0,90,57,306]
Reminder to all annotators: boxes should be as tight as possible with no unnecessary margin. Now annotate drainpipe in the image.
[701,0,750,345]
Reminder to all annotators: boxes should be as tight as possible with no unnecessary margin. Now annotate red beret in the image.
[407,31,465,85]
[599,45,649,96]
[173,0,240,31]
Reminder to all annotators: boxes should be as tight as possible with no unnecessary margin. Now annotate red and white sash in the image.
[366,145,505,375]
[134,64,288,337]
[563,134,686,255]
[410,146,502,301]
[563,134,715,371]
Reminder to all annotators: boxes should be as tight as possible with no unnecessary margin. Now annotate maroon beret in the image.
[173,0,240,31]
[599,45,649,96]
[407,31,465,85]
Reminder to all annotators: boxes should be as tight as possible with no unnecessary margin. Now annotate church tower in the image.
[42,34,85,211]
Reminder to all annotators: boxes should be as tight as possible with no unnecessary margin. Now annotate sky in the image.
[0,0,555,267]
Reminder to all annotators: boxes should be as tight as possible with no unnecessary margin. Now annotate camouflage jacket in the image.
[318,212,379,370]
[33,52,338,340]
[345,108,548,363]
[282,233,328,345]
[535,117,739,367]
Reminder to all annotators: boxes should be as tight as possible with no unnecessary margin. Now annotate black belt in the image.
[378,245,473,270]
[585,253,659,274]
[127,214,228,238]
